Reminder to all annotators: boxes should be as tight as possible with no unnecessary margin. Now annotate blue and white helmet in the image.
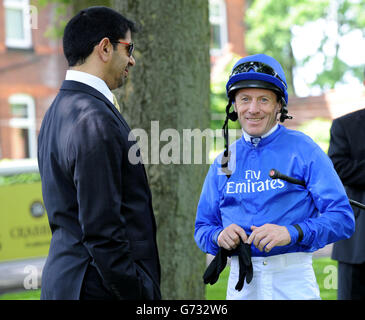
[223,54,291,124]
[226,53,288,106]
[221,54,291,177]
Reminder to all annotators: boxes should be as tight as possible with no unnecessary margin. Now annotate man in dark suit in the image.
[328,69,365,299]
[38,6,161,300]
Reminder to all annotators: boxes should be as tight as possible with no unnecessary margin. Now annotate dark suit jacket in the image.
[38,80,161,299]
[328,108,365,264]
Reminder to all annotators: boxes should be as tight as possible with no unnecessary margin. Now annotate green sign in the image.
[0,182,51,262]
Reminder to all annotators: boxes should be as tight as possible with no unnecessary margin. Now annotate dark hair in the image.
[63,6,137,67]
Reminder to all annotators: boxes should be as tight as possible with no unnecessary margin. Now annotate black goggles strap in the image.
[230,61,287,89]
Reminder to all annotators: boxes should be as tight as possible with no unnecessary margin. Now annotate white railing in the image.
[0,159,39,176]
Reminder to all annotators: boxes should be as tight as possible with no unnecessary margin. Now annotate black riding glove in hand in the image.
[234,242,253,291]
[203,241,253,291]
[203,246,229,285]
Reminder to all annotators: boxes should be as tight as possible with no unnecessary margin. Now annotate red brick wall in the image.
[284,95,331,130]
[225,0,246,57]
[0,1,67,159]
[284,90,365,130]
[210,0,246,67]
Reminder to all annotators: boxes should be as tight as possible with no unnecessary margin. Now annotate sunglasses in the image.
[114,40,134,57]
[230,61,287,89]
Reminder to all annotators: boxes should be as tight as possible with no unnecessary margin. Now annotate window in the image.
[8,94,36,159]
[209,0,228,56]
[4,0,33,49]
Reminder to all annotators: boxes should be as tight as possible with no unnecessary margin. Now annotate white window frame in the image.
[8,94,37,159]
[4,0,33,49]
[209,0,228,56]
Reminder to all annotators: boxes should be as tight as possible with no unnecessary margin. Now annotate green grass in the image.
[313,257,338,300]
[0,257,337,300]
[206,257,338,300]
[0,289,41,300]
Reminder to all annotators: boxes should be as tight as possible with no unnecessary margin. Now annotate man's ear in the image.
[275,101,282,120]
[96,37,113,63]
[275,99,281,111]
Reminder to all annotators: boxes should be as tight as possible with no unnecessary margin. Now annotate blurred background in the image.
[0,0,364,300]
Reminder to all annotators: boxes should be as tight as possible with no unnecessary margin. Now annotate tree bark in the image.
[113,0,210,299]
[73,0,112,13]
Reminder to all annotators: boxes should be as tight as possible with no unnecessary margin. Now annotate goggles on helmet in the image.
[230,61,287,90]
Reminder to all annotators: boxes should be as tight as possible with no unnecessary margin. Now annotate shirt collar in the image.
[65,70,114,105]
[242,124,279,142]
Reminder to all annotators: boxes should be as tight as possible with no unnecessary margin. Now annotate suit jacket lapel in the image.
[60,80,151,185]
[60,80,131,132]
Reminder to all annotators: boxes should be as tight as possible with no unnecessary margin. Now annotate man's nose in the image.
[129,55,136,66]
[248,100,260,113]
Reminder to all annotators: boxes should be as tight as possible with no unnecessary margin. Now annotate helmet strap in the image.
[278,97,292,122]
[221,98,235,178]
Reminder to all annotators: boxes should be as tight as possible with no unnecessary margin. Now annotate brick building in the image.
[211,0,365,134]
[0,0,248,161]
[0,0,363,160]
[285,89,365,130]
[0,0,67,160]
[210,0,246,60]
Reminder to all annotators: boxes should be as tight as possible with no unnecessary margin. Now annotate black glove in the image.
[203,241,253,291]
[203,246,229,285]
[234,242,253,291]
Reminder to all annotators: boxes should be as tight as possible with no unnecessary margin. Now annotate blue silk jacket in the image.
[194,125,355,257]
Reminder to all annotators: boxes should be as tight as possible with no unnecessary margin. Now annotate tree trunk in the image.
[113,0,210,299]
[73,0,112,13]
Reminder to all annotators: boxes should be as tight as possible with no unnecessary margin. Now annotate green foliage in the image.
[0,173,41,187]
[246,0,329,95]
[297,117,331,153]
[310,0,365,89]
[210,57,241,130]
[37,0,112,38]
[37,0,72,38]
[245,0,365,94]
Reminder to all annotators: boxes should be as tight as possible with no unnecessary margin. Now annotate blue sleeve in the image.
[194,162,224,256]
[286,225,299,244]
[295,145,355,250]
